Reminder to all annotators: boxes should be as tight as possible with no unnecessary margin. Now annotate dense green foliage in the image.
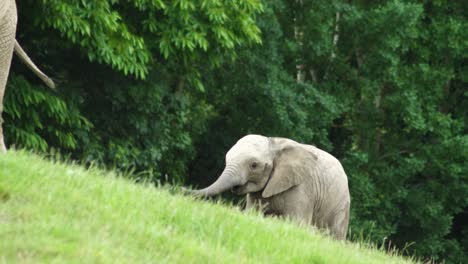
[3,0,466,262]
[1,151,415,263]
[4,75,91,152]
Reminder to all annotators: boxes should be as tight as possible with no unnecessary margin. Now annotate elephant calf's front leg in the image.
[246,195,283,219]
[248,193,312,227]
[271,191,315,228]
[282,206,314,228]
[245,193,270,213]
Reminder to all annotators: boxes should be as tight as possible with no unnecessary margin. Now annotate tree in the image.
[191,0,467,262]
[6,0,263,179]
[4,0,466,262]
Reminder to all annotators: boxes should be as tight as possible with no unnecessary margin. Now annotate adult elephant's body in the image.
[0,0,54,152]
[193,135,350,240]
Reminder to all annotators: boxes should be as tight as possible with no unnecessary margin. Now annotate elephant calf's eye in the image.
[250,162,258,170]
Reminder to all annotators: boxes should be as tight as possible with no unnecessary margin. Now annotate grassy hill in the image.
[0,151,415,263]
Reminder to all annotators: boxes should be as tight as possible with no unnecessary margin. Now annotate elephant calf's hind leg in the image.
[329,204,349,240]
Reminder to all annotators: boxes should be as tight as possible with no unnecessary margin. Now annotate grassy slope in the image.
[0,151,414,264]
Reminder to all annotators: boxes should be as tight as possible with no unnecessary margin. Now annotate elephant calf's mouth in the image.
[231,183,247,194]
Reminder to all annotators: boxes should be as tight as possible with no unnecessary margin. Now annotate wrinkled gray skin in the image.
[193,135,350,240]
[0,0,55,153]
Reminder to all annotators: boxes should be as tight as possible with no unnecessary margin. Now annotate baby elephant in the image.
[193,134,350,240]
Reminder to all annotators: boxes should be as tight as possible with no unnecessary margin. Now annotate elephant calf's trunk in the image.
[193,166,244,197]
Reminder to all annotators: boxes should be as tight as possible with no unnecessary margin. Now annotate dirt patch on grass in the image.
[0,186,11,202]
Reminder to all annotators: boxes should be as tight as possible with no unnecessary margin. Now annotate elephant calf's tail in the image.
[14,40,55,89]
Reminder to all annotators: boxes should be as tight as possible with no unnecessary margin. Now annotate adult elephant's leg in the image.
[0,0,17,153]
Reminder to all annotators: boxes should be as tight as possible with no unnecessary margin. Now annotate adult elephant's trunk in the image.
[192,165,245,197]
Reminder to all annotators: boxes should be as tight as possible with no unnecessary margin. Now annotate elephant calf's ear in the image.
[262,144,318,198]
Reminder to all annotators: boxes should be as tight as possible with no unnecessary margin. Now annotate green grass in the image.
[0,151,415,263]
